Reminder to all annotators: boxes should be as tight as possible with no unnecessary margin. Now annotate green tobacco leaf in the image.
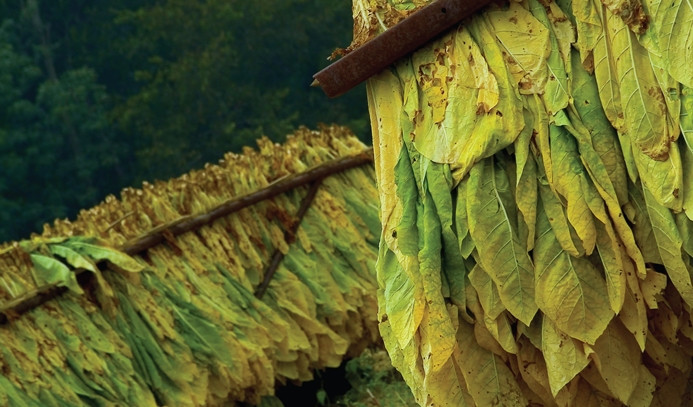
[63,240,144,273]
[514,108,538,250]
[559,109,647,277]
[467,158,537,325]
[538,177,582,257]
[627,186,663,264]
[541,316,589,396]
[378,246,423,350]
[570,47,628,204]
[455,177,475,259]
[549,124,597,254]
[595,221,627,314]
[49,244,97,272]
[168,297,233,367]
[394,146,419,257]
[534,207,613,344]
[425,164,467,309]
[30,253,83,294]
[642,186,693,307]
[418,179,457,371]
[681,87,693,219]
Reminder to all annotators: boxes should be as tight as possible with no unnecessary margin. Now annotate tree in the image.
[110,0,367,181]
[0,0,368,241]
[0,18,127,241]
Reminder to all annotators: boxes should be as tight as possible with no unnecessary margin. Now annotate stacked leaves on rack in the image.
[358,0,693,405]
[0,125,381,406]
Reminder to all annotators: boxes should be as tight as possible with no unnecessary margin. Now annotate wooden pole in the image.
[120,148,373,255]
[0,148,374,324]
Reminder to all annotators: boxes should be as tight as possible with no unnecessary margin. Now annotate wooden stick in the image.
[0,149,374,324]
[120,148,373,255]
[255,179,323,299]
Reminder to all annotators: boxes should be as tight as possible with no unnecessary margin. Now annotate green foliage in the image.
[0,17,128,241]
[332,349,417,407]
[0,0,369,242]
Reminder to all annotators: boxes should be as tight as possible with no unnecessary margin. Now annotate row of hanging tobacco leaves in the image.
[361,0,693,405]
[0,126,382,406]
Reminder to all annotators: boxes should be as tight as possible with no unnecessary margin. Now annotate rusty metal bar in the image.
[312,0,493,98]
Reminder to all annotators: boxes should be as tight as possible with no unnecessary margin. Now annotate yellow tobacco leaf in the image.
[468,263,505,320]
[601,0,649,33]
[395,23,500,168]
[517,337,556,406]
[650,367,691,406]
[483,312,518,355]
[591,319,641,403]
[643,0,693,88]
[643,40,681,138]
[573,0,603,65]
[594,221,627,314]
[449,16,525,182]
[467,28,500,113]
[456,316,526,406]
[549,376,581,406]
[592,2,625,132]
[632,139,683,211]
[534,209,614,344]
[418,306,471,407]
[619,264,648,350]
[573,372,622,406]
[651,302,679,345]
[605,7,674,161]
[466,283,518,356]
[625,365,656,407]
[422,352,472,407]
[472,318,506,357]
[486,2,550,94]
[541,316,590,396]
[529,0,572,115]
[367,70,403,252]
[639,267,668,309]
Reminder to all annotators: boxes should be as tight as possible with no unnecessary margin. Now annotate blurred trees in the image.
[0,0,368,241]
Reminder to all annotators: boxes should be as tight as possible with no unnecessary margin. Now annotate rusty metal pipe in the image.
[312,0,493,98]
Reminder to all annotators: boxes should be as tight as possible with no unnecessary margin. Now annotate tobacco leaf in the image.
[534,207,613,344]
[467,158,537,325]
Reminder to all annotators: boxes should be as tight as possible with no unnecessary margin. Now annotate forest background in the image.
[0,0,369,242]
